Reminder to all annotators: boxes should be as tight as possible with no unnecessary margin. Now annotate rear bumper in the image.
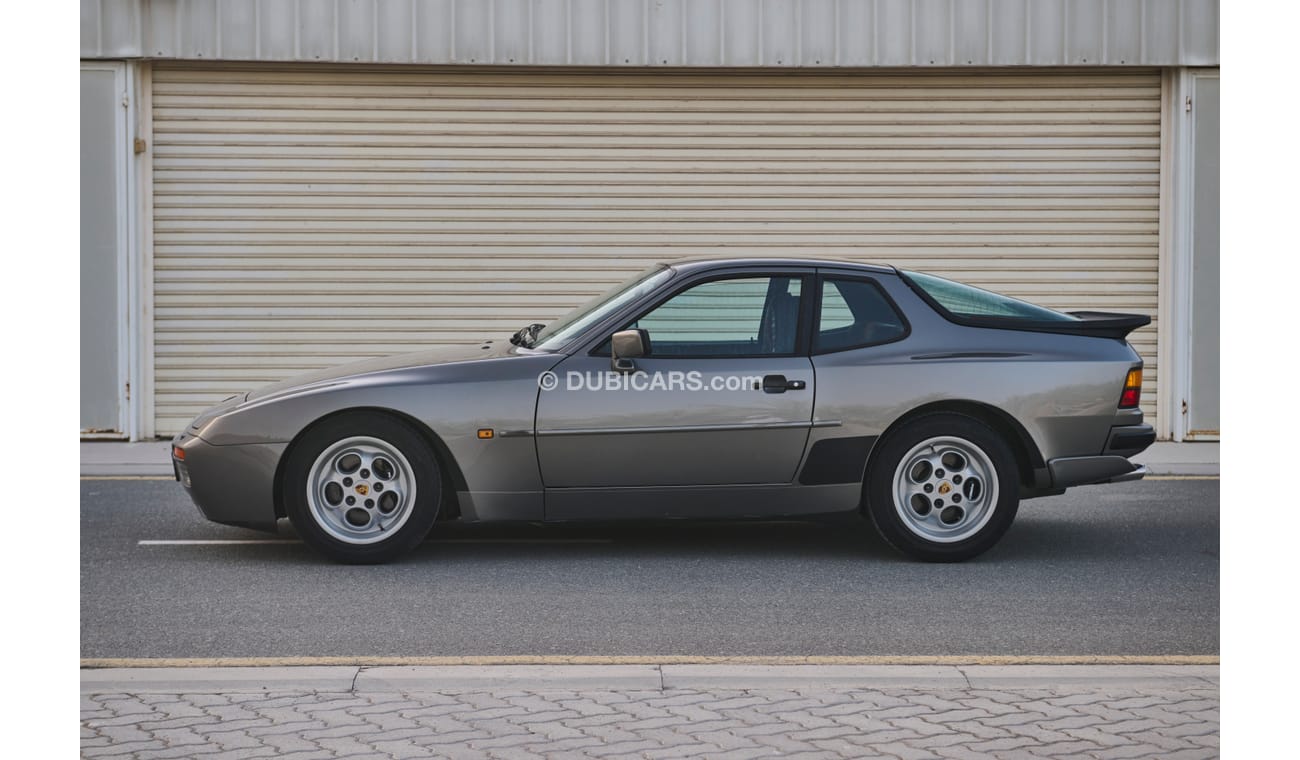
[1108,463,1149,483]
[172,432,285,532]
[1105,423,1157,459]
[1049,456,1147,488]
[1048,423,1154,488]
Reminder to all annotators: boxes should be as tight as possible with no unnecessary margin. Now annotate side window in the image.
[815,278,907,353]
[629,275,804,357]
[819,283,856,332]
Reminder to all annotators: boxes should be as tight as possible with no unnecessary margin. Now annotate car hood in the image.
[245,341,516,402]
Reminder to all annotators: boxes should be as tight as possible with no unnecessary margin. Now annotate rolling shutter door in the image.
[151,65,1160,434]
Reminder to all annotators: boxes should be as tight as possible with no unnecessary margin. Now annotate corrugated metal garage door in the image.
[151,65,1160,434]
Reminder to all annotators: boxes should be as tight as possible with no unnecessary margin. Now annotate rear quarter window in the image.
[902,270,1078,322]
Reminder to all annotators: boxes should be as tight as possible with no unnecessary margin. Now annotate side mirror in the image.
[610,329,649,374]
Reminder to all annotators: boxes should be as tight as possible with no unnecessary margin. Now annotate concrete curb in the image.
[80,666,358,694]
[357,665,661,691]
[960,664,1220,689]
[1146,464,1219,476]
[81,664,1219,694]
[81,465,174,477]
[662,664,968,689]
[1140,441,1219,476]
[80,442,174,477]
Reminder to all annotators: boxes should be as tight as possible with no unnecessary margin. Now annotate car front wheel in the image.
[864,413,1020,562]
[283,412,441,564]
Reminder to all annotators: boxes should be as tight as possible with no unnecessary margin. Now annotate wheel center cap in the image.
[937,482,952,495]
[355,484,369,495]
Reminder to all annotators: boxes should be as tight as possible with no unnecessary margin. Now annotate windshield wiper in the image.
[510,322,546,348]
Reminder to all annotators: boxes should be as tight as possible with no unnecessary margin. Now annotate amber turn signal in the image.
[172,445,185,460]
[1119,368,1142,408]
[477,428,494,439]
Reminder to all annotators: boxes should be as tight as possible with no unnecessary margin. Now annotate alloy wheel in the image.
[891,435,1000,543]
[306,436,417,544]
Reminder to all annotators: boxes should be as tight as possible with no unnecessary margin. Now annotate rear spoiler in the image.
[1059,312,1153,339]
[954,311,1151,340]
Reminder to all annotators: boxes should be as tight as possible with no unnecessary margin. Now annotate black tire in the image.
[863,412,1020,562]
[282,412,441,564]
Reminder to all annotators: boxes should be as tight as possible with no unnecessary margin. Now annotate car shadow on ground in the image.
[110,476,1216,567]
[265,514,912,564]
[221,510,1211,567]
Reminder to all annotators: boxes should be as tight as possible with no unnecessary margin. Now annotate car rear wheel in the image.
[283,412,440,564]
[864,412,1019,562]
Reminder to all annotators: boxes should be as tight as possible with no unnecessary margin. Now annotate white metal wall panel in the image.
[84,0,1220,67]
[150,65,1160,433]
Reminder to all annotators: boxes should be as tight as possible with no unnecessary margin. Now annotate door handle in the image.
[761,374,807,393]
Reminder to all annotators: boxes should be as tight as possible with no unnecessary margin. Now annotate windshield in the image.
[903,270,1078,322]
[531,265,675,351]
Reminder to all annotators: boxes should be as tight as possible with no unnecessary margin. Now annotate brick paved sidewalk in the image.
[81,674,1219,759]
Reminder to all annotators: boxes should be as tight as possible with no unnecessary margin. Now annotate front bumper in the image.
[1047,423,1155,489]
[172,432,286,532]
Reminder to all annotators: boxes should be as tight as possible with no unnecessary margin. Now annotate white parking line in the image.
[138,540,299,545]
[137,538,614,546]
[90,475,1218,483]
[429,539,614,544]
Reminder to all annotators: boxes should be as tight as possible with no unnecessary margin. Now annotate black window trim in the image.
[810,273,912,355]
[586,270,816,360]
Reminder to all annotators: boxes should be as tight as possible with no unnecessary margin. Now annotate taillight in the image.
[1119,368,1142,408]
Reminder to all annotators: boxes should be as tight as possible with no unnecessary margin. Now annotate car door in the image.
[535,270,815,493]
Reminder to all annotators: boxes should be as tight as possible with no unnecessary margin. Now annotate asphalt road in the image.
[81,478,1218,659]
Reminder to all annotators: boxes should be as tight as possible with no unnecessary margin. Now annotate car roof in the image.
[661,256,897,275]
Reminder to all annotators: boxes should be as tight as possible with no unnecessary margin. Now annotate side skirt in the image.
[544,483,862,521]
[455,491,544,522]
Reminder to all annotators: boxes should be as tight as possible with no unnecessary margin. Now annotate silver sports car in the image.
[173,258,1154,563]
